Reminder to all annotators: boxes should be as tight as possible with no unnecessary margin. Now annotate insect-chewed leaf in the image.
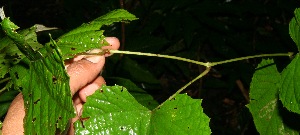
[74,85,211,135]
[0,25,42,78]
[56,9,138,59]
[1,17,75,134]
[22,42,75,134]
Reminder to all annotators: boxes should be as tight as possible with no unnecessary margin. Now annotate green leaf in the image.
[289,8,300,50]
[75,85,211,135]
[248,59,299,134]
[106,77,159,110]
[0,90,19,102]
[22,42,75,134]
[0,102,11,118]
[118,56,160,84]
[57,9,138,59]
[1,18,41,61]
[0,121,2,130]
[279,54,300,113]
[74,85,151,134]
[0,90,19,118]
[0,25,42,78]
[149,94,211,135]
[1,18,75,134]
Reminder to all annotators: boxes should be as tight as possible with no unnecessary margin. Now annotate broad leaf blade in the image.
[150,94,211,135]
[248,59,299,134]
[57,9,138,59]
[107,77,159,110]
[279,54,300,113]
[1,18,75,134]
[75,85,211,135]
[23,42,75,134]
[0,25,42,78]
[289,8,300,50]
[74,85,151,134]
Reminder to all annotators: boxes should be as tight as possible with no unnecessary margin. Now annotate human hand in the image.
[2,37,120,135]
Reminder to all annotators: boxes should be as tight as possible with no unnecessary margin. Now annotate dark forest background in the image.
[1,0,300,134]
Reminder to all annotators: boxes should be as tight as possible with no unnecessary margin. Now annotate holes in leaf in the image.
[34,99,40,104]
[121,87,124,92]
[120,126,124,130]
[71,47,76,51]
[174,107,177,110]
[56,116,62,124]
[32,117,36,123]
[100,89,103,93]
[52,76,57,84]
[14,72,19,79]
[170,98,176,101]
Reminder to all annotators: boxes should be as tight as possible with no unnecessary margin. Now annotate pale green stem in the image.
[0,87,6,93]
[85,50,292,68]
[107,50,209,67]
[209,53,293,66]
[0,77,10,84]
[153,67,211,111]
[85,50,292,108]
[0,78,10,94]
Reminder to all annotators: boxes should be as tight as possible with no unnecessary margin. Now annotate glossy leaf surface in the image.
[75,85,211,135]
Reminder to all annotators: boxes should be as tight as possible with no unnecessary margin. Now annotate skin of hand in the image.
[1,37,120,135]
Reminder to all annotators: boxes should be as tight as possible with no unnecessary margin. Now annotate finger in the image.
[67,58,105,96]
[72,92,83,105]
[102,37,120,57]
[68,103,82,135]
[2,93,25,135]
[64,37,120,68]
[78,76,106,102]
[68,37,120,64]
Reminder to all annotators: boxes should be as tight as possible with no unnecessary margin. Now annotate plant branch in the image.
[85,50,292,68]
[209,52,293,66]
[153,67,211,111]
[0,86,6,93]
[0,77,10,84]
[108,50,209,66]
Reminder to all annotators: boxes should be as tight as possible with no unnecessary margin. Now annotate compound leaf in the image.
[248,59,299,135]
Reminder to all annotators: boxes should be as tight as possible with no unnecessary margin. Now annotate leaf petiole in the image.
[154,67,211,110]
